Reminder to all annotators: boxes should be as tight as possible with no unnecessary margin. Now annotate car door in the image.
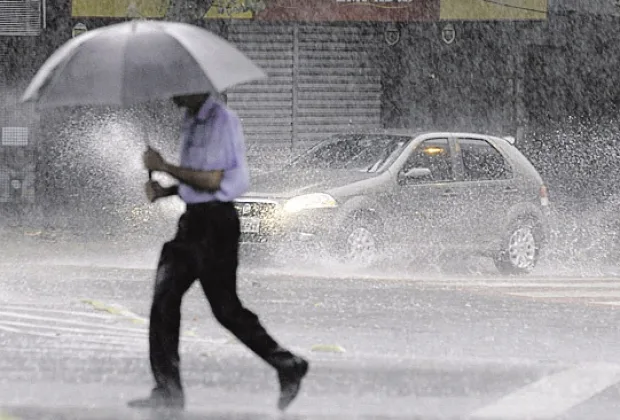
[384,137,459,251]
[453,136,518,248]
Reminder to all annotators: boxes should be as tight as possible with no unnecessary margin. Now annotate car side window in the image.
[401,138,454,182]
[458,138,512,181]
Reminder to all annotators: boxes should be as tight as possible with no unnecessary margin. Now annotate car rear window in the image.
[458,138,513,181]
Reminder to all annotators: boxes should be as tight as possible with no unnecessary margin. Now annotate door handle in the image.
[441,190,458,197]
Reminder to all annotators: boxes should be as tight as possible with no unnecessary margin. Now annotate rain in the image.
[1,0,620,419]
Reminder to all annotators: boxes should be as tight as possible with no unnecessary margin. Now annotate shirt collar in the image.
[194,96,216,122]
[182,96,215,124]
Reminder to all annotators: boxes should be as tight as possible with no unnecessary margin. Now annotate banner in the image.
[254,0,438,22]
[72,0,437,20]
[72,0,265,19]
[71,0,167,18]
[205,0,260,19]
[440,0,547,20]
[72,0,547,21]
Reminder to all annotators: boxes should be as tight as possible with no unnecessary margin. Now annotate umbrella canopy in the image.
[21,20,267,109]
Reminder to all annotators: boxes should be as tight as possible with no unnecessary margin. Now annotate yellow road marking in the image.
[311,344,346,353]
[81,299,201,338]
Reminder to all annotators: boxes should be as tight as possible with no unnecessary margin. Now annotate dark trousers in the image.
[148,201,295,395]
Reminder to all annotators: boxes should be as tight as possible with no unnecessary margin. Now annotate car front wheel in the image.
[494,217,541,275]
[330,216,382,267]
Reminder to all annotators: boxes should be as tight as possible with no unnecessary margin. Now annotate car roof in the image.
[331,130,515,144]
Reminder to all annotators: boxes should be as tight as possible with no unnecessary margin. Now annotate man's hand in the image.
[143,146,223,193]
[145,180,168,203]
[143,147,167,173]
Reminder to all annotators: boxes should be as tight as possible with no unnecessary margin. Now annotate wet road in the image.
[1,234,620,419]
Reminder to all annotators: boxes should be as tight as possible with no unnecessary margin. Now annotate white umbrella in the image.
[21,20,267,109]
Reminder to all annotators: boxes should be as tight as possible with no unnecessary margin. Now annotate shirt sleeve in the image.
[202,110,239,172]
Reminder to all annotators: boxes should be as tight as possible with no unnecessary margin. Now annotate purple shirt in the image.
[178,97,250,203]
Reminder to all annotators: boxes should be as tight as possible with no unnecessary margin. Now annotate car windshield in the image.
[287,134,409,172]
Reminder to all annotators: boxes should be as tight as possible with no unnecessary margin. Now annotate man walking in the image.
[128,93,309,411]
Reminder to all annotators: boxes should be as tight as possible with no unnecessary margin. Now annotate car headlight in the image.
[283,193,338,213]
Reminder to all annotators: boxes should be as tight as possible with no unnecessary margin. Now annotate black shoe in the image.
[127,387,185,411]
[277,356,309,411]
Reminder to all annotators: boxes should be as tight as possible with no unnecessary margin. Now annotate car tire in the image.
[493,216,541,275]
[330,214,383,267]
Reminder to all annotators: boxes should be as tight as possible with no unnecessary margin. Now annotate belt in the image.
[186,201,232,210]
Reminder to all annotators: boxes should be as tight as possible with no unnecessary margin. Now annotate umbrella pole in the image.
[142,124,152,180]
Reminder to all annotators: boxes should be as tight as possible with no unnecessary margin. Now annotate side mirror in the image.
[403,167,432,179]
[398,167,432,185]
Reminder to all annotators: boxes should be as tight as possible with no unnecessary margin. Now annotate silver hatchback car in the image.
[235,131,551,275]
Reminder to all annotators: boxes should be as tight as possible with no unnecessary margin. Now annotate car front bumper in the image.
[234,199,339,245]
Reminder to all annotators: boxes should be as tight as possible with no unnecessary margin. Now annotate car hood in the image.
[244,169,378,199]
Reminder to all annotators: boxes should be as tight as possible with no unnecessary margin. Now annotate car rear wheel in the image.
[494,217,541,275]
